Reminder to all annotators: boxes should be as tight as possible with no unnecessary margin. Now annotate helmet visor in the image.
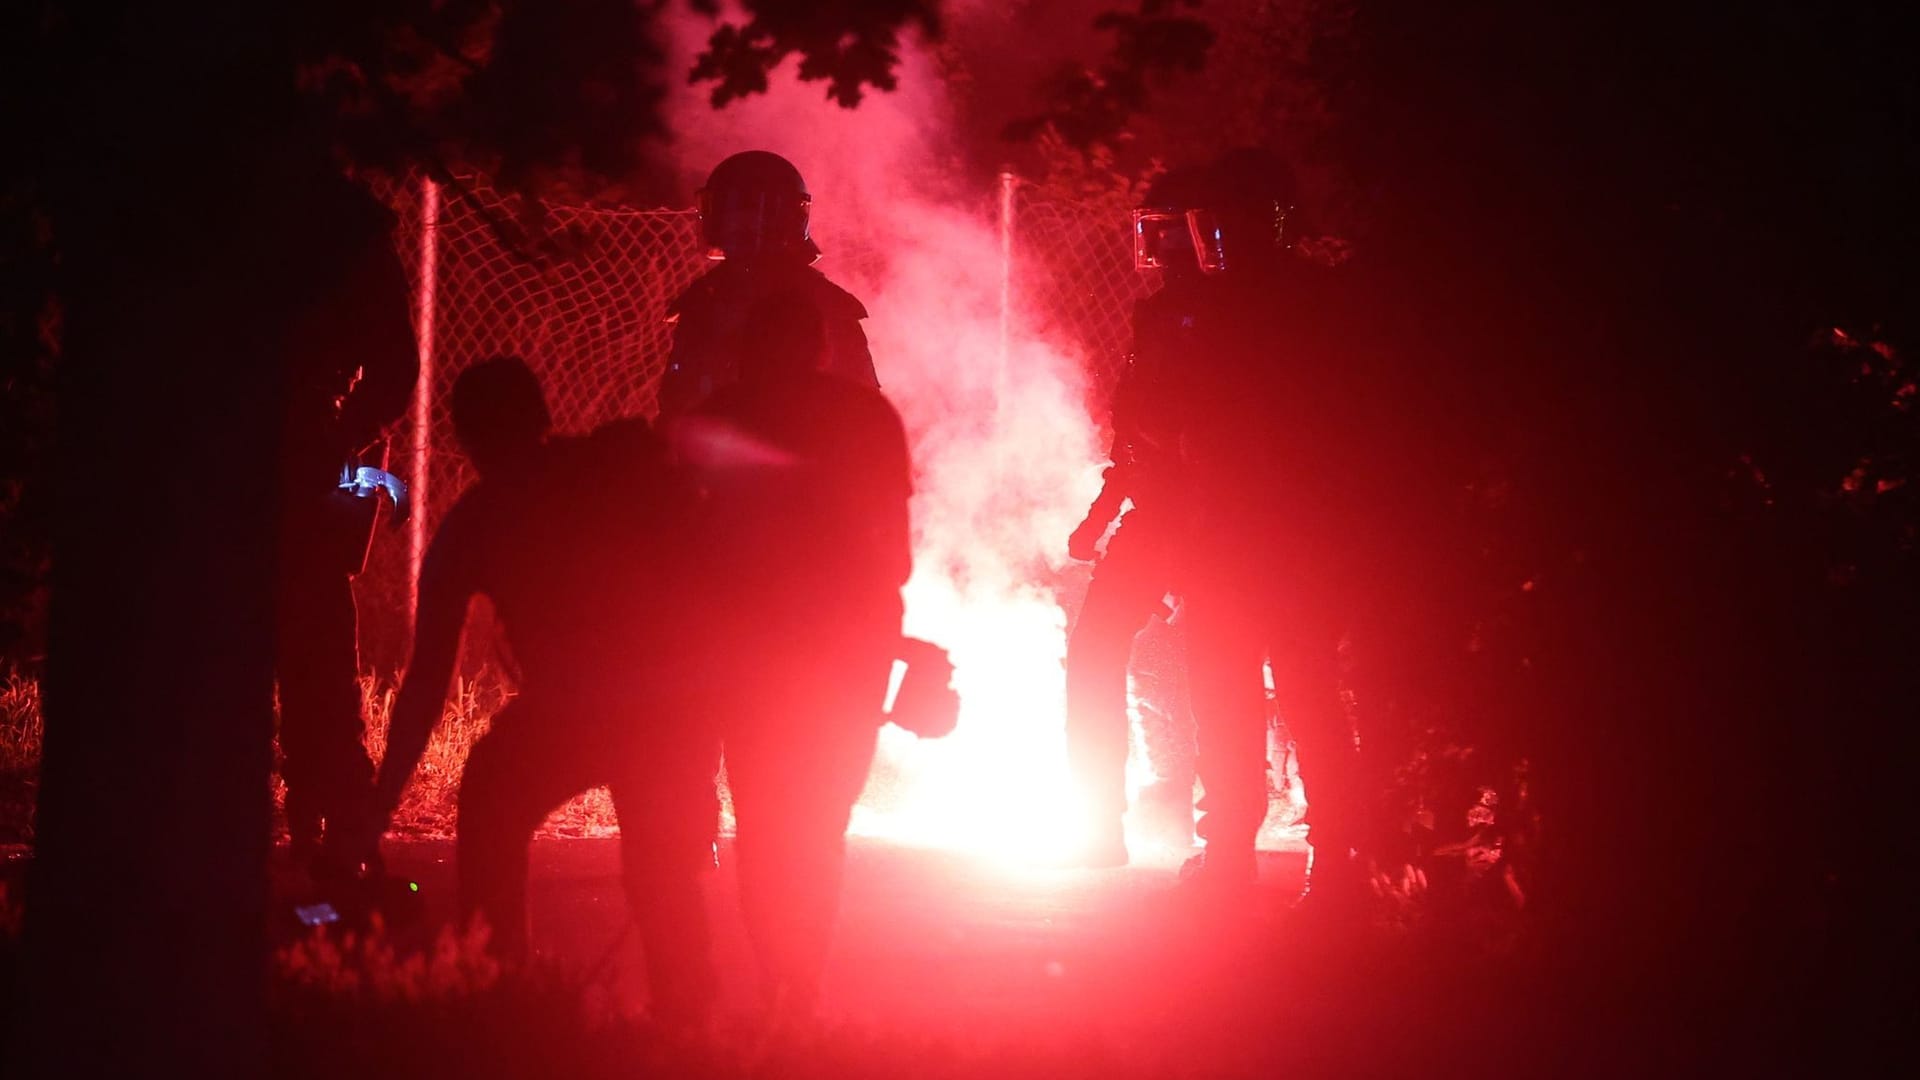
[697,187,813,261]
[1132,208,1191,272]
[1184,208,1229,274]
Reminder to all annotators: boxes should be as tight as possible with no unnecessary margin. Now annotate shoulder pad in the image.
[805,269,870,321]
[665,266,728,322]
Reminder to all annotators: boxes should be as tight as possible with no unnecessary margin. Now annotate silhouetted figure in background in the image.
[657,150,877,420]
[371,358,717,1021]
[1165,154,1372,904]
[672,290,912,1019]
[1062,167,1210,867]
[276,186,418,873]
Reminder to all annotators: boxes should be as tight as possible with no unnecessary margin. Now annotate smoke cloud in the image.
[658,11,1107,856]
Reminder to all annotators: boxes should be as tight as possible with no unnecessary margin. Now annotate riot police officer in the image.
[1152,152,1373,902]
[657,151,877,419]
[275,177,418,874]
[678,291,913,1020]
[1062,168,1209,867]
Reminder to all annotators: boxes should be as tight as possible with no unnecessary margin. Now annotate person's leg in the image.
[275,553,373,865]
[609,732,721,1026]
[455,703,589,962]
[726,669,882,1016]
[1183,588,1270,884]
[1131,613,1198,847]
[1268,595,1365,900]
[1267,568,1374,895]
[1064,515,1168,859]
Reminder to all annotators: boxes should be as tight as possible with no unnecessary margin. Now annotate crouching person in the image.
[369,357,719,1024]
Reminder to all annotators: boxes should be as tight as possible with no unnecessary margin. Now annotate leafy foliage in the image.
[1004,1,1216,151]
[688,0,944,109]
[0,668,631,846]
[0,6,58,670]
[293,1,945,201]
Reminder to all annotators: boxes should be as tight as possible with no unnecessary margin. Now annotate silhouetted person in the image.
[371,358,717,1020]
[657,150,877,420]
[1062,167,1210,866]
[276,180,418,872]
[671,290,912,1018]
[1161,153,1373,904]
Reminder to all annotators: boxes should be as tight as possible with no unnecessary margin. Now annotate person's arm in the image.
[1069,308,1154,558]
[335,240,422,454]
[873,396,914,589]
[1069,378,1136,560]
[1068,465,1130,561]
[658,277,716,421]
[830,315,878,389]
[815,274,878,388]
[372,512,474,825]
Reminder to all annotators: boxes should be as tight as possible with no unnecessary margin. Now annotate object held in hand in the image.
[1067,516,1107,562]
[338,464,411,526]
[888,637,960,739]
[1068,465,1128,561]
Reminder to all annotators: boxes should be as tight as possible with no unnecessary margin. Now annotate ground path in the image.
[378,835,1317,1033]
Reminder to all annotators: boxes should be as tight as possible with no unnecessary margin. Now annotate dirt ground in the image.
[360,835,1313,1028]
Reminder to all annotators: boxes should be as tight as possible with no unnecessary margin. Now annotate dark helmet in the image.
[696,150,818,264]
[1131,167,1207,277]
[1133,150,1298,275]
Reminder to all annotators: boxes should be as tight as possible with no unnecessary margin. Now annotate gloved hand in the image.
[1068,465,1128,561]
[1067,515,1107,562]
[888,637,960,739]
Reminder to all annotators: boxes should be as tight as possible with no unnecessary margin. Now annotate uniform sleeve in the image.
[658,279,709,420]
[828,314,878,388]
[814,273,879,388]
[1099,298,1159,476]
[866,393,914,588]
[335,236,421,454]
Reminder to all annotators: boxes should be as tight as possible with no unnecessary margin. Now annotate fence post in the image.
[409,176,439,627]
[998,169,1017,397]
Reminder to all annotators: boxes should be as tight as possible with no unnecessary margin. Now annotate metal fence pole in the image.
[998,169,1017,400]
[408,176,439,627]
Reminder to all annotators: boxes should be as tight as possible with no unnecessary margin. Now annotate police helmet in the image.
[696,150,818,263]
[1131,167,1207,277]
[1133,150,1297,275]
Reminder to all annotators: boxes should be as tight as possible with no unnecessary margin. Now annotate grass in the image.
[0,672,41,778]
[0,667,1575,1076]
[0,671,41,847]
[257,904,1551,1080]
[360,668,622,840]
[0,666,633,846]
[245,872,1617,1080]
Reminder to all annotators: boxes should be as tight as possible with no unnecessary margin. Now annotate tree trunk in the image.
[13,9,308,1072]
[19,185,285,1075]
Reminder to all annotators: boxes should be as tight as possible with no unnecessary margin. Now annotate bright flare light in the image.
[854,574,1084,862]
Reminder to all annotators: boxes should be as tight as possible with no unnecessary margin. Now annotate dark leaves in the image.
[305,1,940,199]
[1004,0,1215,150]
[688,1,941,110]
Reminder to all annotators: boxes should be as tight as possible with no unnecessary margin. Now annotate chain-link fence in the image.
[354,172,1150,665]
[1010,183,1161,398]
[400,178,708,524]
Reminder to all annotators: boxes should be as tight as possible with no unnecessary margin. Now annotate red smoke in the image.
[658,13,1107,860]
